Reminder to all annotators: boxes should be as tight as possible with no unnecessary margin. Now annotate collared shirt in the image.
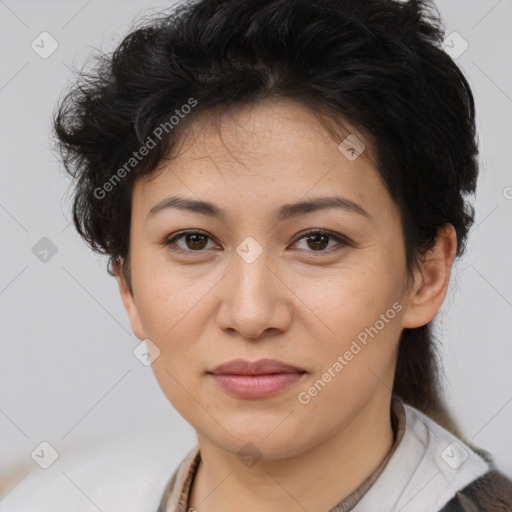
[156,398,512,512]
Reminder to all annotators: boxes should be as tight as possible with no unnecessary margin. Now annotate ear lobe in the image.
[113,259,146,340]
[401,224,458,329]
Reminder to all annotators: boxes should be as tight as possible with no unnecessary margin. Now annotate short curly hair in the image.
[52,0,478,426]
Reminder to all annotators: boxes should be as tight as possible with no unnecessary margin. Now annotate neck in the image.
[189,393,396,512]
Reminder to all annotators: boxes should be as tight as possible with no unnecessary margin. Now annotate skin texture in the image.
[115,97,457,511]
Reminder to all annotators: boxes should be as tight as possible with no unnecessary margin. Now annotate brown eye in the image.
[305,233,329,251]
[165,230,216,252]
[184,233,208,250]
[292,230,349,253]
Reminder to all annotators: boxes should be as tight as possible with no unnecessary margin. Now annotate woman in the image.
[52,0,512,510]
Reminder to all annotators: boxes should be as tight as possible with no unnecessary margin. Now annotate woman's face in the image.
[118,98,417,459]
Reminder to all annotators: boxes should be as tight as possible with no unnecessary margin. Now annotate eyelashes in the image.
[164,229,352,255]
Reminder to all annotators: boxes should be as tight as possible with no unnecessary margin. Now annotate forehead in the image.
[170,97,377,169]
[133,97,395,222]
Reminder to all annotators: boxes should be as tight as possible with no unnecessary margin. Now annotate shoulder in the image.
[156,470,179,512]
[405,405,512,512]
[0,429,189,512]
[156,444,201,512]
[408,403,512,512]
[441,466,512,511]
[389,402,512,512]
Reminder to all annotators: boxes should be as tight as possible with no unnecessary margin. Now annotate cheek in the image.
[296,262,404,338]
[293,257,406,384]
[131,266,216,386]
[131,256,209,342]
[294,277,403,420]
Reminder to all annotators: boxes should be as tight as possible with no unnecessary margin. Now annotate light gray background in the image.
[1,0,511,508]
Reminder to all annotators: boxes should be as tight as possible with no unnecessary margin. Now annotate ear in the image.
[113,259,146,340]
[401,224,458,329]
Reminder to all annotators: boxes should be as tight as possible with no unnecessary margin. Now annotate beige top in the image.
[157,398,406,512]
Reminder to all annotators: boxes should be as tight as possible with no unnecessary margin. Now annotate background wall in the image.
[1,0,511,508]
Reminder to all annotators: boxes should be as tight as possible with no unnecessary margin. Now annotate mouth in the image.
[207,358,307,398]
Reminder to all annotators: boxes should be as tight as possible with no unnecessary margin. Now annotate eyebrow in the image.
[147,195,370,222]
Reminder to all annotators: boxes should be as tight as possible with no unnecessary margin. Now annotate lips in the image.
[208,358,306,398]
[209,358,305,375]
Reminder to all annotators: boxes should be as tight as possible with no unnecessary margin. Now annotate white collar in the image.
[352,402,490,512]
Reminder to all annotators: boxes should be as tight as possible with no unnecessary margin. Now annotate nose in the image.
[216,249,292,340]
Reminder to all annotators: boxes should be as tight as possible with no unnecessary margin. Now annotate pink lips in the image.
[208,358,306,398]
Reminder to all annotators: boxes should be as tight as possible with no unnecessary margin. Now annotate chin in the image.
[207,418,312,461]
